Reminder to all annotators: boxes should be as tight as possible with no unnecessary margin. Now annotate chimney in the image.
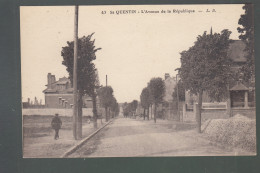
[165,73,170,80]
[47,73,52,89]
[51,75,56,84]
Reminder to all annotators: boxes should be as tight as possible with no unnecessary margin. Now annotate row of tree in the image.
[122,100,138,118]
[97,86,120,122]
[61,34,119,131]
[140,78,166,123]
[140,77,185,122]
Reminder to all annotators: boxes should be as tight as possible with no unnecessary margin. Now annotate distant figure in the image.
[51,113,62,140]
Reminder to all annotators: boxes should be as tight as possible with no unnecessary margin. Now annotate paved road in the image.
[69,116,250,157]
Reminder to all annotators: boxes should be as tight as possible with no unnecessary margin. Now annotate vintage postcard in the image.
[21,4,256,158]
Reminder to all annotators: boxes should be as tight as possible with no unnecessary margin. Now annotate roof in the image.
[42,89,57,93]
[230,83,249,91]
[228,40,247,62]
[58,76,69,81]
[58,88,74,93]
[52,77,70,85]
[55,80,69,85]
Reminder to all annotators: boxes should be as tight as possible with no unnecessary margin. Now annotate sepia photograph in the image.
[21,4,256,158]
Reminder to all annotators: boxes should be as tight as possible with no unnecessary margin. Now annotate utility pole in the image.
[73,5,79,140]
[176,73,180,121]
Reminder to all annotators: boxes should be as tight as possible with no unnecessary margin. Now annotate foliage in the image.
[123,102,131,116]
[178,30,232,102]
[178,29,232,132]
[97,86,115,121]
[61,33,101,94]
[61,34,101,128]
[140,87,151,109]
[131,100,138,112]
[122,100,137,117]
[148,77,165,123]
[148,78,166,105]
[97,86,114,108]
[172,79,185,102]
[110,96,119,116]
[237,4,255,82]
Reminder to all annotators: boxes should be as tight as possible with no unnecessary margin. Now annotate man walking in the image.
[51,113,62,140]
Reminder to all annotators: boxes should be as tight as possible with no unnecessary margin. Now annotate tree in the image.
[110,96,119,118]
[122,102,128,117]
[85,70,100,128]
[61,34,101,134]
[237,4,254,82]
[178,30,232,133]
[97,86,114,122]
[131,100,138,118]
[123,102,132,118]
[140,87,151,120]
[114,102,120,117]
[148,78,165,123]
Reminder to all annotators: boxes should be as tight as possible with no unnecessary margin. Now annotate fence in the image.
[183,102,256,122]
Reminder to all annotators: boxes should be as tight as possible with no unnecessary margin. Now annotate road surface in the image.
[69,116,250,157]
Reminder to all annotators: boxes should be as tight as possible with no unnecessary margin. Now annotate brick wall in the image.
[45,94,73,108]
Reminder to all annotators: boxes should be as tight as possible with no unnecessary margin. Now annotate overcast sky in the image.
[21,4,244,103]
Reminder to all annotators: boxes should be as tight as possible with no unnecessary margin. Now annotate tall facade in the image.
[161,73,178,119]
[163,73,177,103]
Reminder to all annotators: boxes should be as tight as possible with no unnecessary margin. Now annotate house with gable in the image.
[43,73,99,109]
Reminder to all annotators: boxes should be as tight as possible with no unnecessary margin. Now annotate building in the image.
[163,73,177,103]
[228,40,255,109]
[43,73,97,108]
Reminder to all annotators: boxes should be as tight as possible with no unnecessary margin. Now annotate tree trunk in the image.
[92,94,98,128]
[143,108,145,120]
[77,90,83,139]
[105,106,108,122]
[151,104,153,119]
[147,106,149,120]
[197,90,203,133]
[109,108,111,119]
[154,103,157,123]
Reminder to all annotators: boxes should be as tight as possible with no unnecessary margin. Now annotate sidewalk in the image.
[23,116,106,158]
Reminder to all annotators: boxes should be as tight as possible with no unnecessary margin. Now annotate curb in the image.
[61,119,113,158]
